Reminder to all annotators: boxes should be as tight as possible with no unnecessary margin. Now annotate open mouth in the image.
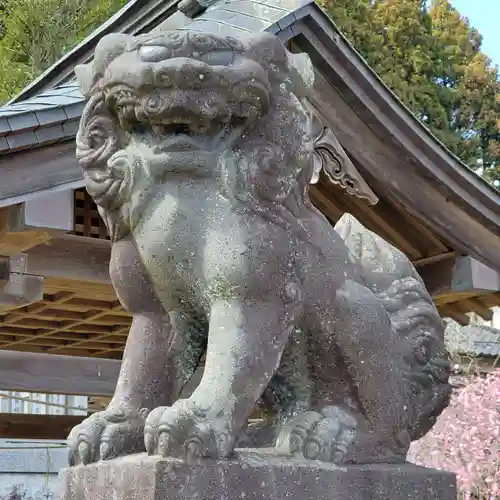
[129,113,246,153]
[106,72,269,153]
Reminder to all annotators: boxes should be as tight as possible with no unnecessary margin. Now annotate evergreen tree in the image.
[320,0,500,185]
[0,0,127,103]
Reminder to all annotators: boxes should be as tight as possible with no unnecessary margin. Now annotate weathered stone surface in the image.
[66,28,452,469]
[60,450,457,500]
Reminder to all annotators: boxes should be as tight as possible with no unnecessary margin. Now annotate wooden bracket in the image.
[0,253,44,311]
[0,204,52,256]
[306,101,379,205]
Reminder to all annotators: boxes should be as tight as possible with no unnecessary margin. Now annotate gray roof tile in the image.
[0,82,83,119]
[201,8,239,23]
[224,12,272,31]
[0,0,312,155]
[291,4,313,21]
[62,119,80,137]
[262,0,311,10]
[6,131,38,152]
[7,112,39,133]
[35,123,66,146]
[0,117,10,137]
[64,101,86,121]
[445,321,500,357]
[35,107,68,127]
[0,137,8,154]
[189,0,312,37]
[276,11,295,30]
[183,18,252,35]
[220,1,290,20]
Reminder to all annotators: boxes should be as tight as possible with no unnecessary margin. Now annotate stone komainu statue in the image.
[68,30,452,466]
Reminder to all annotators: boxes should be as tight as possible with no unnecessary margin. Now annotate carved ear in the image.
[288,52,315,97]
[76,33,131,97]
[93,33,130,75]
[75,64,95,98]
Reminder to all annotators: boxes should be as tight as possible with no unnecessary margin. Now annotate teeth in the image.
[170,117,193,125]
[146,116,228,137]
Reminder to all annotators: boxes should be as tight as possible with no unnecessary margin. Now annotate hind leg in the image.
[330,279,410,462]
[68,237,206,465]
[276,279,409,464]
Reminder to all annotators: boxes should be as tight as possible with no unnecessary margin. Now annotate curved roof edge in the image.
[308,8,500,221]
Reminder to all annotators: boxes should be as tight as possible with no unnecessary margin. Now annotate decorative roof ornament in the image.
[308,106,379,205]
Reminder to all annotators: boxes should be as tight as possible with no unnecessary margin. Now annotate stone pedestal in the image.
[59,449,457,500]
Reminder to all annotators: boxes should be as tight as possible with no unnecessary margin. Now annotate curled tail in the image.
[334,214,452,442]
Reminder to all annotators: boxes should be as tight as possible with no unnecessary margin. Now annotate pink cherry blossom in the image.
[408,369,500,499]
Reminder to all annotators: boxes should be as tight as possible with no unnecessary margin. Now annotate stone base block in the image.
[60,449,457,500]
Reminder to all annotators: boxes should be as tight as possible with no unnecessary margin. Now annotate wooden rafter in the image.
[0,282,130,358]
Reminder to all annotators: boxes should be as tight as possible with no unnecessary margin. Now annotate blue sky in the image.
[451,0,500,66]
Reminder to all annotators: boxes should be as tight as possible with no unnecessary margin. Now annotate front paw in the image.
[67,407,149,466]
[144,399,234,461]
[275,406,357,463]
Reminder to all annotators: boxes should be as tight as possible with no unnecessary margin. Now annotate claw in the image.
[157,432,172,457]
[78,441,91,465]
[303,438,321,460]
[144,431,156,455]
[100,441,110,460]
[185,438,202,462]
[288,432,303,454]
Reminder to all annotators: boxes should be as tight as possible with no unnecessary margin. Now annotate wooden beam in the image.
[420,257,456,298]
[0,230,52,257]
[420,254,500,306]
[0,413,85,440]
[0,350,121,396]
[483,292,500,308]
[439,304,470,325]
[309,184,343,223]
[0,142,83,208]
[321,177,423,260]
[452,256,500,292]
[413,252,456,268]
[0,208,9,240]
[24,234,111,283]
[306,53,500,273]
[0,204,53,256]
[0,253,44,312]
[459,298,494,322]
[0,256,9,288]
